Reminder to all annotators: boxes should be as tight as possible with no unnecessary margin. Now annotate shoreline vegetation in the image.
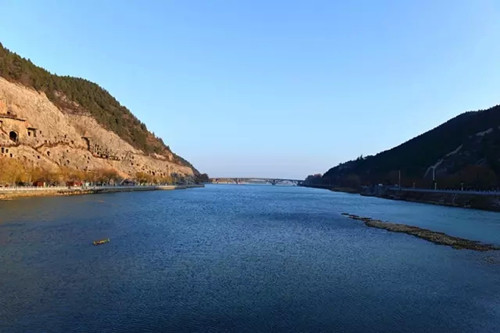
[0,184,204,201]
[0,156,208,187]
[342,213,499,252]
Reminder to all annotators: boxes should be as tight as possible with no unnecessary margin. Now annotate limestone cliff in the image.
[0,47,196,181]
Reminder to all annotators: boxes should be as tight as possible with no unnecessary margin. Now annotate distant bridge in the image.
[210,178,304,186]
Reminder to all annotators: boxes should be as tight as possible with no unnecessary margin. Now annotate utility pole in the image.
[398,170,401,189]
[433,167,437,190]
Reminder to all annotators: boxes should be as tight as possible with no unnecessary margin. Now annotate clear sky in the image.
[1,1,499,179]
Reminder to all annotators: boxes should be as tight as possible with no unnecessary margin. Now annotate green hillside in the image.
[313,104,500,190]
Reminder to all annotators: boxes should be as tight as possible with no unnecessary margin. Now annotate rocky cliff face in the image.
[0,77,194,180]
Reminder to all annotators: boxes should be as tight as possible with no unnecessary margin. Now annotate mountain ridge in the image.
[306,104,500,189]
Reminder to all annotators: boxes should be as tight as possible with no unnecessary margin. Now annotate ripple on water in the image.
[0,185,499,332]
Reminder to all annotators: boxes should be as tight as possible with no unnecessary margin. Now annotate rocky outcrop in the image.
[0,77,194,179]
[342,213,499,251]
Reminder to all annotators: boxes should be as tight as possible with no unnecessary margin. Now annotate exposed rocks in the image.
[0,77,193,179]
[341,213,500,252]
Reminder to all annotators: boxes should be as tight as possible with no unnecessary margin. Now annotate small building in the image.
[66,181,83,187]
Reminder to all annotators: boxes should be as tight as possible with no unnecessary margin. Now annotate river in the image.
[1,184,499,332]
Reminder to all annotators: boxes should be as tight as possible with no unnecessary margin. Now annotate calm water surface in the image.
[1,185,500,332]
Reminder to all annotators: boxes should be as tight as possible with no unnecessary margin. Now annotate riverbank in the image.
[298,184,359,193]
[300,184,500,212]
[0,184,204,200]
[366,187,500,212]
[342,213,500,251]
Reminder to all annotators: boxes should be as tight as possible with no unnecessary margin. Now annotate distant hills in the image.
[306,104,500,190]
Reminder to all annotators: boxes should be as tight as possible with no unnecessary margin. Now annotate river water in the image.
[1,185,499,332]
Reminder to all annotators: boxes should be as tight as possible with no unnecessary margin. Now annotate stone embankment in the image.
[342,213,499,252]
[298,184,359,193]
[0,184,204,200]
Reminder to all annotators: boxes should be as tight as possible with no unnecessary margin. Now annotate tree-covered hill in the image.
[0,42,191,169]
[313,104,500,190]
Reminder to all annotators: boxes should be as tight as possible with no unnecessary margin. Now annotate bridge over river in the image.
[211,177,304,186]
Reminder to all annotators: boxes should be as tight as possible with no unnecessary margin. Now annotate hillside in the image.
[308,104,500,190]
[0,43,200,184]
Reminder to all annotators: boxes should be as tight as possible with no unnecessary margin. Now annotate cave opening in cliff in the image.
[27,127,37,137]
[9,131,18,142]
[82,137,90,150]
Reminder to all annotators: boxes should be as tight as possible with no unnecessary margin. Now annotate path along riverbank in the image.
[0,184,204,200]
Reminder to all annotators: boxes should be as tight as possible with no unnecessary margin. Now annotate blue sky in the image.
[1,1,499,178]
